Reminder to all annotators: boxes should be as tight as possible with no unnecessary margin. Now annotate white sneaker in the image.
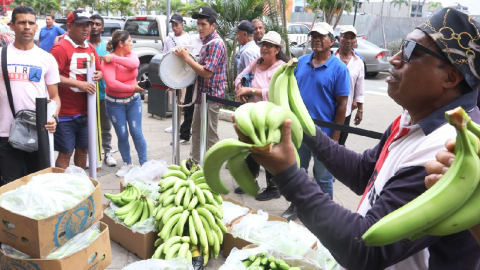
[165,126,173,133]
[116,163,133,177]
[104,153,117,167]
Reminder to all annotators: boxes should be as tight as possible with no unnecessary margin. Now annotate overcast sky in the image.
[440,0,480,15]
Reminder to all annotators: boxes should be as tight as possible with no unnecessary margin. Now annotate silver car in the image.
[290,38,391,77]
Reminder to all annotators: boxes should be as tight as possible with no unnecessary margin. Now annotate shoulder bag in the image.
[2,45,38,152]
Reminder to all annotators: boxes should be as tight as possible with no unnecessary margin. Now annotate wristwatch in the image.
[52,114,59,124]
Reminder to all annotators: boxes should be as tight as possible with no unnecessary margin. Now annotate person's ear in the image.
[442,65,464,89]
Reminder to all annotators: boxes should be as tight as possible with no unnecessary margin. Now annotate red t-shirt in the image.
[50,36,101,117]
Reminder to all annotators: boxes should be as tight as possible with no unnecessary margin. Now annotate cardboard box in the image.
[120,179,126,192]
[101,205,157,260]
[0,168,103,259]
[0,222,112,270]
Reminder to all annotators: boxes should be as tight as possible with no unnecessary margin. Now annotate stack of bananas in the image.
[104,183,141,206]
[242,253,301,270]
[203,59,316,197]
[152,159,226,265]
[362,107,480,246]
[113,195,156,226]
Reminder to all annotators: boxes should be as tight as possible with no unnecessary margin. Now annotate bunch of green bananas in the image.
[104,183,141,206]
[114,194,156,227]
[151,159,226,266]
[268,58,316,137]
[362,107,480,246]
[242,253,301,270]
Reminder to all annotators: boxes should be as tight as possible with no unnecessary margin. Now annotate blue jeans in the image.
[297,144,334,199]
[106,94,147,165]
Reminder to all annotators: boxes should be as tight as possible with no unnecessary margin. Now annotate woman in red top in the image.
[102,30,146,177]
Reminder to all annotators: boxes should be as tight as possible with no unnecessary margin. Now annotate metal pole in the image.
[199,92,208,165]
[171,89,180,165]
[166,0,171,35]
[353,1,359,26]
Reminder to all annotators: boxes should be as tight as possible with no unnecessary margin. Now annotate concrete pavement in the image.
[100,84,403,269]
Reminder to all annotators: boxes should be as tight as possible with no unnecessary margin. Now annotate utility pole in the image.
[353,0,359,26]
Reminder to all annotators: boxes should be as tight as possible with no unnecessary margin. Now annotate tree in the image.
[306,0,354,26]
[390,0,408,14]
[32,0,60,16]
[67,0,87,10]
[428,1,442,12]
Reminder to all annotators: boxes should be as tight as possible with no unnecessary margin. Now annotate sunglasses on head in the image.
[400,39,450,63]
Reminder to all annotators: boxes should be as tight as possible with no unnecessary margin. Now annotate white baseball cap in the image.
[260,31,283,47]
[339,25,357,36]
[309,22,334,36]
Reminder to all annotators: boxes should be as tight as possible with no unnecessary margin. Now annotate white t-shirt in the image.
[162,32,202,56]
[0,44,60,137]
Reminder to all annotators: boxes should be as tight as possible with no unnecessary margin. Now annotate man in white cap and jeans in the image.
[281,22,351,221]
[335,25,365,146]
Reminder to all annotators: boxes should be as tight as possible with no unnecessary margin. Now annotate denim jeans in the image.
[106,94,147,165]
[297,143,334,199]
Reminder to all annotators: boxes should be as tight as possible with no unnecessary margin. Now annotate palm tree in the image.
[67,0,86,10]
[428,1,442,12]
[32,0,60,16]
[306,0,353,26]
[390,0,408,16]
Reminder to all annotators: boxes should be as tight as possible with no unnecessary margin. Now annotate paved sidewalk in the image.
[99,92,402,269]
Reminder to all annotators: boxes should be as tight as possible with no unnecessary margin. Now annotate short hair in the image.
[11,6,36,24]
[90,14,104,25]
[197,15,216,25]
[46,14,55,20]
[328,33,335,42]
[252,19,263,25]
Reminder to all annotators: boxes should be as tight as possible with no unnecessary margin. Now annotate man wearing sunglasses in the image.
[239,8,480,269]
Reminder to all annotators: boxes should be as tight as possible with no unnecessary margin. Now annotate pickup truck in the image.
[124,15,168,82]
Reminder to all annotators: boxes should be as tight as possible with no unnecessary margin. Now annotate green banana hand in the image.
[287,60,316,137]
[251,101,277,145]
[362,107,480,246]
[235,103,263,146]
[203,138,254,194]
[227,150,258,196]
[268,64,287,103]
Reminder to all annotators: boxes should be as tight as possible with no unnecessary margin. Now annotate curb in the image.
[219,109,234,123]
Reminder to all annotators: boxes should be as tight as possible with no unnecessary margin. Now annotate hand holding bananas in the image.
[152,160,226,265]
[362,107,480,246]
[424,137,480,244]
[203,60,315,197]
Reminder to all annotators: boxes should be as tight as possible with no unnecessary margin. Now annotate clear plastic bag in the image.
[0,165,95,220]
[104,206,155,233]
[122,258,194,270]
[220,245,325,270]
[124,159,168,185]
[222,201,250,226]
[2,222,102,260]
[231,211,334,268]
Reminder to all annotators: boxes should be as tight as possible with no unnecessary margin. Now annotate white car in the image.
[287,23,309,46]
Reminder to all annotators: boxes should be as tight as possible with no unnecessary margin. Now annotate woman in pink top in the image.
[233,31,289,201]
[102,30,147,177]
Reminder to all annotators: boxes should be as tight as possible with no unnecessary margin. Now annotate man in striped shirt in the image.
[174,7,226,164]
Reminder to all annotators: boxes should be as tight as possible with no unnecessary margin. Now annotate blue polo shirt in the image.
[294,52,351,137]
[92,40,109,100]
[39,25,65,52]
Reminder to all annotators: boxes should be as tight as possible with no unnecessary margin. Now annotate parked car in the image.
[287,23,309,46]
[54,17,125,40]
[290,38,391,77]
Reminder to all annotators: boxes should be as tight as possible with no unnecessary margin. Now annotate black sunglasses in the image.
[400,39,450,63]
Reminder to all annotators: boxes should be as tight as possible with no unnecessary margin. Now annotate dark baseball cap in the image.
[192,7,217,20]
[67,9,92,24]
[170,13,183,23]
[232,20,255,34]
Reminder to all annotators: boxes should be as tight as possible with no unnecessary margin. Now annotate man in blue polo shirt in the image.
[282,22,350,221]
[38,14,65,52]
